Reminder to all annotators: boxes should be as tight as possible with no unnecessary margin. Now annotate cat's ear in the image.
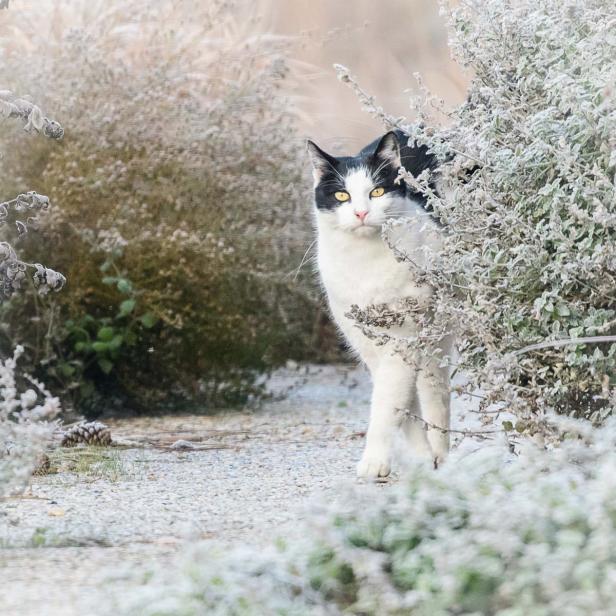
[373,131,401,168]
[306,140,338,182]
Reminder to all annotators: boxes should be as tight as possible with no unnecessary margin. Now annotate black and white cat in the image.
[307,130,451,478]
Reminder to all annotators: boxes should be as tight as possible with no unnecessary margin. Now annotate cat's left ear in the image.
[306,140,338,182]
[373,131,401,168]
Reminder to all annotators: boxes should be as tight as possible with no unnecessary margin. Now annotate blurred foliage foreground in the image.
[0,0,337,416]
[121,417,616,615]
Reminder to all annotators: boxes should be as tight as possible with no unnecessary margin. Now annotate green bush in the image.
[0,0,337,415]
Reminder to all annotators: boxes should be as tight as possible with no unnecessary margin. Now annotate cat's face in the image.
[307,132,405,236]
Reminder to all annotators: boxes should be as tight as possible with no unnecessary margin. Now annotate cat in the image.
[307,130,452,478]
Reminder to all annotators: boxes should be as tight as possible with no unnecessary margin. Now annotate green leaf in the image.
[140,313,157,329]
[79,381,95,398]
[59,363,76,377]
[515,421,527,433]
[556,304,570,317]
[117,279,132,294]
[74,341,89,353]
[97,326,115,342]
[102,276,117,286]
[97,358,113,374]
[92,341,109,353]
[119,298,136,317]
[108,334,124,351]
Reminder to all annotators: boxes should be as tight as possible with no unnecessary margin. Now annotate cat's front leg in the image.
[357,360,415,479]
[416,364,451,467]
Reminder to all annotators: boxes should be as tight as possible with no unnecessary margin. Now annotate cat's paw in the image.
[357,451,391,479]
[427,433,449,469]
[432,448,449,469]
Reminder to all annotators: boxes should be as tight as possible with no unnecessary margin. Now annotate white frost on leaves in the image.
[116,418,616,615]
[339,0,616,435]
[0,346,60,496]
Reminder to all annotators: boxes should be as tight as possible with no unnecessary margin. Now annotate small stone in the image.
[169,440,195,450]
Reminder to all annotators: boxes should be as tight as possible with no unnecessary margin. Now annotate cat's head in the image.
[306,132,406,236]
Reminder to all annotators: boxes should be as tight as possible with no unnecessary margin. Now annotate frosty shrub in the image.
[0,87,64,494]
[0,0,334,415]
[116,419,616,615]
[0,346,61,496]
[118,543,328,616]
[337,0,616,429]
[0,91,65,300]
[303,419,616,615]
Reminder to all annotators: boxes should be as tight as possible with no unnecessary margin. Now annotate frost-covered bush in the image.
[118,543,329,616]
[0,91,65,299]
[338,0,616,428]
[304,419,616,615]
[0,0,334,414]
[0,87,63,494]
[0,346,60,496]
[117,419,616,615]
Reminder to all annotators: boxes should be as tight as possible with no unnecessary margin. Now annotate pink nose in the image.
[355,210,368,222]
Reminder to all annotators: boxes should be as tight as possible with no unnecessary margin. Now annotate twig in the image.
[513,335,616,356]
[402,410,503,438]
[0,92,64,140]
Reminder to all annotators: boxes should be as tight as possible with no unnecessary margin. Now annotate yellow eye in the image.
[334,191,350,202]
[370,187,385,198]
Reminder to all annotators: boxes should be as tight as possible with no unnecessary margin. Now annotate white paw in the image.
[432,448,449,469]
[427,433,449,468]
[411,441,435,461]
[357,451,391,479]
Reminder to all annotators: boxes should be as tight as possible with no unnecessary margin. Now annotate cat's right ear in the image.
[306,140,338,182]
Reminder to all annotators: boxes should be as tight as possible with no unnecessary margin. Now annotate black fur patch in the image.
[360,129,438,209]
[308,130,438,212]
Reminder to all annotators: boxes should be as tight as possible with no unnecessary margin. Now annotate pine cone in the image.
[32,453,51,476]
[61,421,112,447]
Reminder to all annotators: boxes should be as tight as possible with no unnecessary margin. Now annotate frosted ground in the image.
[0,364,473,616]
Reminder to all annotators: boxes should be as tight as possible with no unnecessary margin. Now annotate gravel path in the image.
[0,365,375,616]
[0,363,470,616]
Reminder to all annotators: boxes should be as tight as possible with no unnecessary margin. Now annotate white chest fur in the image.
[315,206,439,339]
[318,230,415,311]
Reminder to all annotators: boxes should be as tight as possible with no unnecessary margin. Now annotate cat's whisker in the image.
[319,179,344,189]
[325,162,345,182]
[384,208,435,217]
[288,238,318,281]
[371,158,392,179]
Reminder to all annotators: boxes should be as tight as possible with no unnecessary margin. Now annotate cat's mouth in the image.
[352,224,380,236]
[353,219,382,229]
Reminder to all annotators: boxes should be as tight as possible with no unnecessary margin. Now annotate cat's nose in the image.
[355,210,368,222]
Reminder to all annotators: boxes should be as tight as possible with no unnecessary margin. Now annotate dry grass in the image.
[46,446,125,481]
